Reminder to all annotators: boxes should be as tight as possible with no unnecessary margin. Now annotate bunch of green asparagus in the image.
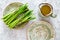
[2,3,35,29]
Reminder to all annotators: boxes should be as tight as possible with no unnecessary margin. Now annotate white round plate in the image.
[27,21,55,40]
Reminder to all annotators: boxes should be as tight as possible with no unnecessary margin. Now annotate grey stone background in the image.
[0,0,60,40]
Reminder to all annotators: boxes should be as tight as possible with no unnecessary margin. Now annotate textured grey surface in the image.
[0,0,60,40]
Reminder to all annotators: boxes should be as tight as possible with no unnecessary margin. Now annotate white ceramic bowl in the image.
[39,3,53,18]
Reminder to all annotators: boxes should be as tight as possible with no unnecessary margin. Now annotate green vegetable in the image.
[5,4,28,24]
[3,13,10,19]
[2,3,35,29]
[28,17,36,20]
[3,10,16,19]
[9,10,32,29]
[3,11,16,22]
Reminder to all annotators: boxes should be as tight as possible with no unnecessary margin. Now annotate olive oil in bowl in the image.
[39,3,57,18]
[40,5,51,16]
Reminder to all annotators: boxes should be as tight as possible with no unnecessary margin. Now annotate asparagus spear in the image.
[3,10,16,22]
[28,17,35,20]
[5,4,28,24]
[3,10,16,19]
[3,13,10,19]
[9,10,32,29]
